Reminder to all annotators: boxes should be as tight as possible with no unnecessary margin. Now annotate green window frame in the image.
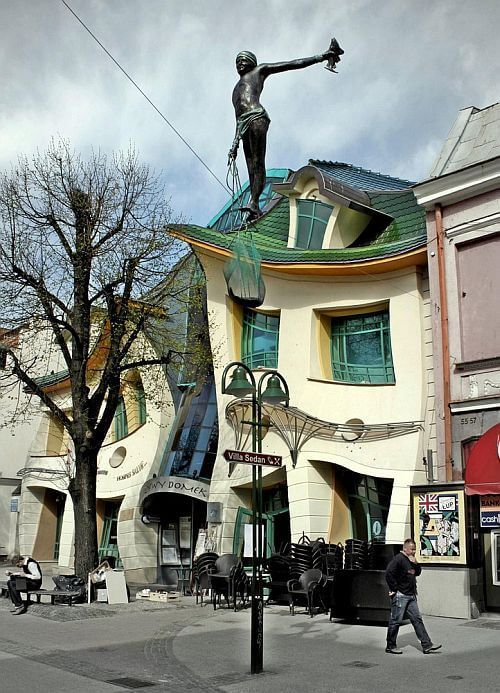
[136,384,147,425]
[331,310,395,384]
[114,396,129,440]
[98,501,123,567]
[242,309,279,369]
[296,199,333,249]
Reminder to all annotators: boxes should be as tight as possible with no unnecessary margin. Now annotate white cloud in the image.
[1,0,500,223]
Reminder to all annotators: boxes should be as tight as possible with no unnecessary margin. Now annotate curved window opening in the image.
[160,376,218,481]
[114,396,129,440]
[242,309,279,369]
[331,310,395,384]
[296,200,332,249]
[338,468,393,542]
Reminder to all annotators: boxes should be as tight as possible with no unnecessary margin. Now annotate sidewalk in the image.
[0,592,499,692]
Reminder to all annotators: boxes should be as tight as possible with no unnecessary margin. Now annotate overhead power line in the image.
[61,0,230,195]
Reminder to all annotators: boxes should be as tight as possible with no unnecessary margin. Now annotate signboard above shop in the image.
[139,475,210,508]
[480,495,500,528]
[223,449,282,468]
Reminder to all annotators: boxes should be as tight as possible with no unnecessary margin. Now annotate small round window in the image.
[109,446,127,468]
[341,418,364,442]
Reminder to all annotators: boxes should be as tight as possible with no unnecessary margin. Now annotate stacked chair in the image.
[209,553,248,611]
[367,540,400,570]
[287,568,328,617]
[343,539,368,570]
[283,537,329,617]
[192,552,218,605]
[264,554,293,604]
[321,543,344,577]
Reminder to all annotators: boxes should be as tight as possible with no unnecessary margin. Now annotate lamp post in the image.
[221,361,289,675]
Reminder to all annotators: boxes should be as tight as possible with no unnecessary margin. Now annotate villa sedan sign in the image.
[223,449,282,468]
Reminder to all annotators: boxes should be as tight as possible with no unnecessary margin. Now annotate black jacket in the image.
[385,552,422,596]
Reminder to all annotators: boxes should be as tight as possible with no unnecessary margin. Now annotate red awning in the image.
[465,423,500,495]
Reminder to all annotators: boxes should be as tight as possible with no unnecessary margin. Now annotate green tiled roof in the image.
[310,160,414,190]
[175,167,426,265]
[32,369,69,388]
[354,190,426,249]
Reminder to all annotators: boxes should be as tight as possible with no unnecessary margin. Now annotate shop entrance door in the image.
[484,531,500,610]
[233,507,291,561]
[159,515,195,591]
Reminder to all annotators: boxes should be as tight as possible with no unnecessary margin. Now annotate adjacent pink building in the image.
[415,103,500,613]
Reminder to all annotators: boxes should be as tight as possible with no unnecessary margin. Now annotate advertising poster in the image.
[412,486,466,565]
[179,516,192,548]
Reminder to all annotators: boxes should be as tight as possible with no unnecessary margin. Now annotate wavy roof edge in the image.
[172,162,426,265]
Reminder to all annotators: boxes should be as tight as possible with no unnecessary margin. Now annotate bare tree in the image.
[0,139,207,578]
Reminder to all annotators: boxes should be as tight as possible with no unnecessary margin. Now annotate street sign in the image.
[223,449,282,468]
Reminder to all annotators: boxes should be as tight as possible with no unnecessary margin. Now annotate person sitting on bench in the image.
[5,554,42,615]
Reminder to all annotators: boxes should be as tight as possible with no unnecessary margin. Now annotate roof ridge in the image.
[309,159,414,185]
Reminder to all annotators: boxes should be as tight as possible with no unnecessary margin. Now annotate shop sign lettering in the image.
[116,461,147,482]
[480,495,500,528]
[223,448,282,467]
[139,475,210,505]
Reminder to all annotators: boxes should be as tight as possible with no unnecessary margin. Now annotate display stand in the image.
[104,570,128,604]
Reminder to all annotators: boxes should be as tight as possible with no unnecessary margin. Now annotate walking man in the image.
[5,554,42,615]
[385,538,441,654]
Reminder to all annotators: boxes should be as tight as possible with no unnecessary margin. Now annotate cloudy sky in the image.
[1,0,499,225]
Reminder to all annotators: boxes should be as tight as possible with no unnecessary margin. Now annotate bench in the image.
[26,588,82,606]
[0,581,81,606]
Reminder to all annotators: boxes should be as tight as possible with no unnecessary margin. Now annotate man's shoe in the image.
[11,606,26,615]
[423,644,442,654]
[385,646,403,654]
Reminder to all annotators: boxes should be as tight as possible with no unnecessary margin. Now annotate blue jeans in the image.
[386,592,432,650]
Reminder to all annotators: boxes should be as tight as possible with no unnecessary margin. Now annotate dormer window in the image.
[295,200,333,249]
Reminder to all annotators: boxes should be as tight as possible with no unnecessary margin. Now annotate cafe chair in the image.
[287,568,328,617]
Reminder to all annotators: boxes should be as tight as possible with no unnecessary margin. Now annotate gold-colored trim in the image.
[171,231,427,276]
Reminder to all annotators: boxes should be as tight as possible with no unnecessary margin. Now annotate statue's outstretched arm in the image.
[260,39,343,76]
[260,54,327,76]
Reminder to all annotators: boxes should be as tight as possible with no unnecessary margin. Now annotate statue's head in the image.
[236,51,257,74]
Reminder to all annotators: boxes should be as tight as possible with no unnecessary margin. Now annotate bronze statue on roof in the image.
[229,38,343,221]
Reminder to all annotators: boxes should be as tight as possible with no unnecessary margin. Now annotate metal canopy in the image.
[225,398,423,468]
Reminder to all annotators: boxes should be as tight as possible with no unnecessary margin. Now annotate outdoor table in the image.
[330,569,390,623]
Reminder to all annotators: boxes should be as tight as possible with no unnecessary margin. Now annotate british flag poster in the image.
[412,486,466,565]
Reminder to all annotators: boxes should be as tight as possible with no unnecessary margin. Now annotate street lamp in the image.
[221,361,289,675]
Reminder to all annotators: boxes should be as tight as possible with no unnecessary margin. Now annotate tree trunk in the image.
[69,446,99,579]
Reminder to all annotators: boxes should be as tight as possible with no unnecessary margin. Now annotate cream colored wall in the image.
[17,351,175,575]
[18,485,46,558]
[197,249,432,549]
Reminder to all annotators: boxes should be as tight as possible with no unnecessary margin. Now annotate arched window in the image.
[136,384,147,425]
[295,200,333,249]
[114,396,128,440]
[241,309,280,369]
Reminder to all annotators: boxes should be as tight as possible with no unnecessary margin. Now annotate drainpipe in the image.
[435,203,453,481]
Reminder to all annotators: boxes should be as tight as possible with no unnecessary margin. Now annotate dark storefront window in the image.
[338,468,393,542]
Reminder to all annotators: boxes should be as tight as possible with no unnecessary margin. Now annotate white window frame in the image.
[491,530,500,586]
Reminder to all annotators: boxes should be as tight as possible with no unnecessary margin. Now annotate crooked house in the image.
[173,161,436,591]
